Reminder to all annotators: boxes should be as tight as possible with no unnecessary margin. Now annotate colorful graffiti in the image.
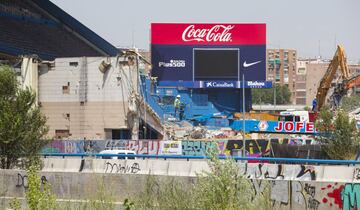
[181,138,315,157]
[41,139,160,154]
[42,138,316,158]
[320,183,360,210]
[341,183,360,210]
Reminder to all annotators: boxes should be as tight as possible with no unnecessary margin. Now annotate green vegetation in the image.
[340,94,360,112]
[127,151,272,210]
[0,65,49,169]
[9,198,21,210]
[78,180,116,210]
[252,84,291,105]
[316,107,360,159]
[26,165,58,210]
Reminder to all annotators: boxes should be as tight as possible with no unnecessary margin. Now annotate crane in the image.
[315,45,359,110]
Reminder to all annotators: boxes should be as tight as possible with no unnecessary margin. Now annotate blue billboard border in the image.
[158,80,272,89]
[151,44,266,82]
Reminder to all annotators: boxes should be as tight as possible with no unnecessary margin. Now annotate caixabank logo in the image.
[205,81,235,88]
[151,23,267,87]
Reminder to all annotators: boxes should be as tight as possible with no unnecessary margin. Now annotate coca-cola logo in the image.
[181,25,234,42]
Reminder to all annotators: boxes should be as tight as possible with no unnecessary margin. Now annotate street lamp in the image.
[273,59,277,110]
[242,73,246,158]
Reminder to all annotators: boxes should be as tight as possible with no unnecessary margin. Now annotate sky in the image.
[51,0,360,62]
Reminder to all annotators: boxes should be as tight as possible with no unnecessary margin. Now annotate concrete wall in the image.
[38,57,133,139]
[2,159,360,210]
[38,158,360,183]
[41,102,128,139]
[39,57,135,102]
[21,56,39,104]
[37,56,161,139]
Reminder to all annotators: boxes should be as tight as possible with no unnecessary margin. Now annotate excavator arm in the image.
[345,74,360,90]
[316,45,351,110]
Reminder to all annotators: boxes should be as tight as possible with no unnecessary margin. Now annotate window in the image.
[62,86,69,94]
[62,82,70,94]
[279,116,294,122]
[296,83,306,89]
[298,67,306,74]
[284,77,289,83]
[296,98,306,105]
[296,91,306,97]
[55,130,70,139]
[69,62,78,67]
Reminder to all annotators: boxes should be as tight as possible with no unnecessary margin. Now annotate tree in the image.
[340,94,360,112]
[252,84,291,105]
[316,107,360,160]
[0,65,49,169]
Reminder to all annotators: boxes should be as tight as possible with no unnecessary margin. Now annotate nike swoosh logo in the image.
[243,60,261,68]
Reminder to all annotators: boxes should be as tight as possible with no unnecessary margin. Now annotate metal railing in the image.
[41,153,360,165]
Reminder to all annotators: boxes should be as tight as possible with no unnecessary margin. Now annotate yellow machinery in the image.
[315,45,357,110]
[233,112,278,121]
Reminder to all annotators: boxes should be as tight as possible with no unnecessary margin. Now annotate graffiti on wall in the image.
[42,139,160,154]
[341,183,360,210]
[42,138,315,157]
[321,183,360,210]
[15,173,48,189]
[181,138,314,157]
[241,163,316,181]
[104,162,141,174]
[251,180,320,210]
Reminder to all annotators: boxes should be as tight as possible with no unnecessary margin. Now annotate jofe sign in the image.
[151,23,268,88]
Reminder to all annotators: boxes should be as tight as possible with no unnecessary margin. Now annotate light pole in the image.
[273,59,277,110]
[242,73,246,157]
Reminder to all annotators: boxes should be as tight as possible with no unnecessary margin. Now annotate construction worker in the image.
[312,98,317,111]
[174,95,181,119]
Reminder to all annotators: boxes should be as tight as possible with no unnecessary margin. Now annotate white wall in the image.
[39,57,136,103]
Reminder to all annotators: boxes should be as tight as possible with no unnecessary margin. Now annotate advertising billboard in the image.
[151,23,267,88]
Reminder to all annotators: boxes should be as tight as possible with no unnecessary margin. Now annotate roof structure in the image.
[0,0,118,60]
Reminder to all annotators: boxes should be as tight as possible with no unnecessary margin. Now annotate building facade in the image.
[295,58,325,105]
[266,49,297,104]
[21,55,162,140]
[305,62,360,106]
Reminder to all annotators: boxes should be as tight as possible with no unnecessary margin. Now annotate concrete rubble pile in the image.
[163,121,243,140]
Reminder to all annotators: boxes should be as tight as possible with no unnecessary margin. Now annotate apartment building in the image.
[295,58,324,105]
[266,49,297,104]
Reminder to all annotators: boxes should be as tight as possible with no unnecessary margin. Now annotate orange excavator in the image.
[315,45,360,110]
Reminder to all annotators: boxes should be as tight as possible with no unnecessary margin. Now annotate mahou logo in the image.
[181,25,234,42]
